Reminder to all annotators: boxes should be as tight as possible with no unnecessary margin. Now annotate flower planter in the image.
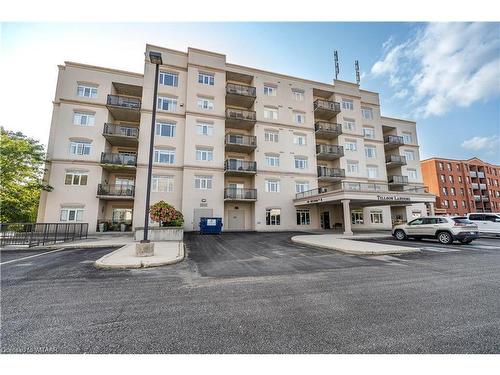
[134,227,184,241]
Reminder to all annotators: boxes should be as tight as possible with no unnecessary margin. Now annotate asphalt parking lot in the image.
[1,232,499,353]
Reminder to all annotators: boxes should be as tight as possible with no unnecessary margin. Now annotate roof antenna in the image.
[334,50,340,81]
[355,60,360,85]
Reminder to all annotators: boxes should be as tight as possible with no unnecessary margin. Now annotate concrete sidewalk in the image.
[94,241,185,269]
[292,233,419,255]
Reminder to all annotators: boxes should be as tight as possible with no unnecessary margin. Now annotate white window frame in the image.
[361,106,373,120]
[294,112,306,124]
[370,210,383,224]
[265,179,280,193]
[76,84,97,99]
[263,85,277,96]
[152,175,174,193]
[64,171,88,186]
[293,133,307,146]
[292,89,304,101]
[263,107,278,121]
[196,122,214,136]
[265,154,280,167]
[344,119,356,132]
[155,122,176,137]
[404,150,415,161]
[363,127,375,139]
[69,141,91,156]
[345,140,357,152]
[154,148,175,164]
[351,209,364,225]
[295,181,310,193]
[60,208,84,222]
[367,166,379,179]
[294,156,308,170]
[197,97,214,110]
[198,72,214,85]
[73,112,95,126]
[266,208,281,226]
[402,132,413,144]
[365,145,377,158]
[196,147,214,162]
[342,98,354,110]
[296,209,311,225]
[194,175,213,190]
[159,71,179,87]
[347,160,359,174]
[157,96,177,112]
[264,130,279,142]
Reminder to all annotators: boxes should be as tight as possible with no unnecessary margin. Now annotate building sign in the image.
[306,198,323,204]
[377,195,411,202]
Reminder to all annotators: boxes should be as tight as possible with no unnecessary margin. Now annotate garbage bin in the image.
[199,217,223,234]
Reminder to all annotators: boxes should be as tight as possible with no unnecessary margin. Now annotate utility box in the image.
[199,217,223,234]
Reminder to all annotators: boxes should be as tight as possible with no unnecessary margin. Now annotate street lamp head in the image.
[149,51,163,65]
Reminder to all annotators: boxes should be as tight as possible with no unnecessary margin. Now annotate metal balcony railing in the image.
[388,175,409,185]
[313,99,341,113]
[103,123,139,138]
[316,144,344,156]
[225,134,257,147]
[317,167,345,179]
[224,188,257,200]
[386,154,407,164]
[106,94,141,109]
[225,108,257,122]
[100,152,137,167]
[97,184,135,197]
[226,83,256,97]
[472,183,480,189]
[470,171,478,178]
[384,135,405,146]
[224,159,257,172]
[315,122,343,135]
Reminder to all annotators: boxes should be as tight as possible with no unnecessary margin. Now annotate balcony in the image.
[102,123,139,147]
[225,108,257,130]
[106,94,141,122]
[224,159,257,176]
[480,183,487,190]
[313,99,341,120]
[224,188,257,201]
[386,154,407,168]
[482,196,490,202]
[226,83,256,108]
[384,135,404,150]
[470,171,477,178]
[388,175,409,186]
[474,195,482,202]
[100,152,137,171]
[97,184,135,200]
[317,167,345,181]
[477,172,485,178]
[472,183,479,189]
[314,122,342,139]
[316,144,344,160]
[225,134,257,153]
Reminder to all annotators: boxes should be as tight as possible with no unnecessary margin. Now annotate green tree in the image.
[0,127,52,223]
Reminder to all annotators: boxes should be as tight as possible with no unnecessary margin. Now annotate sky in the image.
[1,22,499,163]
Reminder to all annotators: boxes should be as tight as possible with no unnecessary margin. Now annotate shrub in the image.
[149,201,184,227]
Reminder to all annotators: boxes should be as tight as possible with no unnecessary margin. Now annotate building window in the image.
[264,130,279,142]
[159,71,178,87]
[403,150,415,161]
[452,200,458,208]
[442,187,448,196]
[440,174,445,182]
[154,149,175,164]
[157,96,177,111]
[364,145,377,158]
[351,210,364,224]
[296,210,311,225]
[293,133,307,146]
[263,85,277,96]
[196,147,213,161]
[342,98,354,110]
[265,154,280,167]
[370,210,383,224]
[152,175,174,192]
[295,181,310,193]
[64,172,88,186]
[60,208,84,222]
[76,84,97,98]
[265,179,280,193]
[197,97,214,110]
[448,175,454,183]
[264,107,278,120]
[439,162,444,170]
[73,112,95,126]
[292,89,304,101]
[347,160,359,174]
[196,122,214,136]
[361,106,373,120]
[363,127,375,139]
[462,200,466,208]
[155,122,176,137]
[345,140,357,152]
[198,72,214,85]
[447,163,452,171]
[344,119,356,132]
[408,169,418,180]
[450,187,456,195]
[402,132,413,144]
[294,112,306,124]
[294,156,308,170]
[458,176,463,183]
[69,141,91,155]
[367,166,378,179]
[460,188,465,195]
[266,208,281,225]
[194,175,212,189]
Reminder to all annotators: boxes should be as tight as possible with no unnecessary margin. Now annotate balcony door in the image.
[112,208,132,224]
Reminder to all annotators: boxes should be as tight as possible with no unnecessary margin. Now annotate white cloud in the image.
[371,23,500,118]
[393,89,408,99]
[461,135,500,151]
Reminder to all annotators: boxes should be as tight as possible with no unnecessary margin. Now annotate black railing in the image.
[315,121,343,135]
[225,134,257,147]
[97,219,133,232]
[313,99,341,113]
[103,123,139,138]
[226,83,256,97]
[388,175,409,185]
[224,188,257,200]
[100,152,137,167]
[0,223,88,248]
[386,154,407,164]
[97,184,135,197]
[106,95,141,109]
[226,108,257,122]
[317,167,345,179]
[316,144,344,156]
[224,159,257,172]
[384,135,404,146]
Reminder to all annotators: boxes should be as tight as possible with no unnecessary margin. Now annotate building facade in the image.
[421,157,500,215]
[37,44,436,234]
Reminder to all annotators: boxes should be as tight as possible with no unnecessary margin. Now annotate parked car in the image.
[465,213,500,235]
[392,216,479,244]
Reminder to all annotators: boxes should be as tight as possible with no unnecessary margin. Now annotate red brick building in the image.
[421,157,500,215]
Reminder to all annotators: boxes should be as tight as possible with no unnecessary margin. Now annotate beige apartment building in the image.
[37,44,436,234]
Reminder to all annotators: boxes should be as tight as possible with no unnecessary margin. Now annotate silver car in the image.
[392,216,479,244]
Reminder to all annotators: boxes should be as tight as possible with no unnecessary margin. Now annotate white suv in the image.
[466,213,500,235]
[392,216,479,244]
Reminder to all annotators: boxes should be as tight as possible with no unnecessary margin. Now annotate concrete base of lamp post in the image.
[135,241,155,257]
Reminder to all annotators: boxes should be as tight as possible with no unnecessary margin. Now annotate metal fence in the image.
[0,223,88,247]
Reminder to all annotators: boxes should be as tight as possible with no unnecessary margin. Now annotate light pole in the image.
[142,51,163,243]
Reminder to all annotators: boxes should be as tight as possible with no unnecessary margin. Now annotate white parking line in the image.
[0,248,66,266]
